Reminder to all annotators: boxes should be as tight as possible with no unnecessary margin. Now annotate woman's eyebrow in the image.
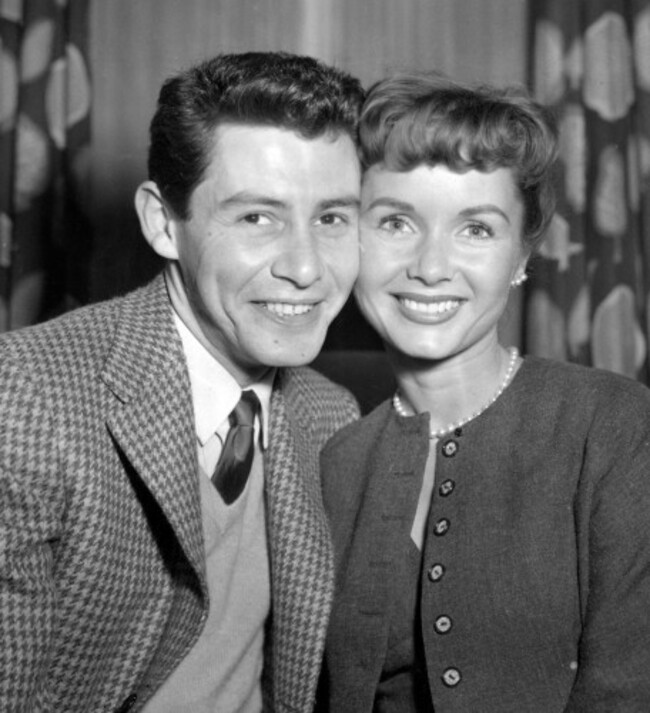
[458,204,511,224]
[365,197,415,212]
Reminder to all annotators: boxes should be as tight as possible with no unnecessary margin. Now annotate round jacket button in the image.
[439,479,455,496]
[428,563,445,582]
[442,667,462,687]
[434,518,450,536]
[441,440,458,457]
[435,615,452,634]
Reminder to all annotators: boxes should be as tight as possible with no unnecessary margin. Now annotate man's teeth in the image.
[401,298,460,315]
[264,302,314,317]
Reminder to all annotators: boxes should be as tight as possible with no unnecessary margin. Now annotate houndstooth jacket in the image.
[0,274,359,713]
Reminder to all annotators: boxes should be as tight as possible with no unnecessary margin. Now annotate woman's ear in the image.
[510,255,530,288]
[134,181,180,261]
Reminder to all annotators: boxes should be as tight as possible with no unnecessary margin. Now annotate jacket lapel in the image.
[265,378,334,712]
[102,276,206,584]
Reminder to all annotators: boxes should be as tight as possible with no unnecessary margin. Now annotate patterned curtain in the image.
[0,0,91,332]
[527,0,650,381]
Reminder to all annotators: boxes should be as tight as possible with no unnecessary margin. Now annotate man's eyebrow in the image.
[218,192,286,210]
[318,196,361,211]
[217,193,360,212]
[458,205,511,224]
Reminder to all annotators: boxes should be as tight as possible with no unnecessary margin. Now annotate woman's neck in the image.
[389,341,519,436]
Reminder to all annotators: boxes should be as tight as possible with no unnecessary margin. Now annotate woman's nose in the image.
[406,234,452,284]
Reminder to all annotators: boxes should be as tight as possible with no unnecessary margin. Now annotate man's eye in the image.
[318,213,346,226]
[242,213,271,225]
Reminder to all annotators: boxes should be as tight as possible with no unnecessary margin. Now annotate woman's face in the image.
[356,163,528,363]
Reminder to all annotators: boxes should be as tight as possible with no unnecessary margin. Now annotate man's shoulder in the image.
[0,277,166,381]
[276,365,361,427]
[283,363,352,391]
[280,364,356,402]
[1,295,122,368]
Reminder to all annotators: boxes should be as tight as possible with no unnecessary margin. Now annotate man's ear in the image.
[135,181,180,261]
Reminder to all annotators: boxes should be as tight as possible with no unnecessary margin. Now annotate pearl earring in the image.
[511,273,528,288]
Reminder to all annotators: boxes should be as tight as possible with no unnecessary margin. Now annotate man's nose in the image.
[270,228,325,287]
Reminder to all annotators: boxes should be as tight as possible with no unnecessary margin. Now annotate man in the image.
[0,52,363,712]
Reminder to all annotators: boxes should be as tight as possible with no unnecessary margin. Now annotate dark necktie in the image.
[212,390,260,504]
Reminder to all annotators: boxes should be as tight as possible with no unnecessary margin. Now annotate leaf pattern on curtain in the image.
[527,0,650,381]
[0,0,91,332]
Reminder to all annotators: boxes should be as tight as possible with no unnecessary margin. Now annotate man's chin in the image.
[258,336,327,369]
[268,348,324,369]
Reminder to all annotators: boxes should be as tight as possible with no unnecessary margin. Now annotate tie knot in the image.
[230,389,260,429]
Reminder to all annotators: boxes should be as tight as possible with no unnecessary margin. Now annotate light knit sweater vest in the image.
[143,450,270,712]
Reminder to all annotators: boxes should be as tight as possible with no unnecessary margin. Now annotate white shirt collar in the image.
[172,312,274,449]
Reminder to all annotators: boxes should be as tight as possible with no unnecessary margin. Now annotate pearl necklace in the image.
[392,347,520,439]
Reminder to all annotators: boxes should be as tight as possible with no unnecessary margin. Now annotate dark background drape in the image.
[527,0,650,380]
[0,0,91,330]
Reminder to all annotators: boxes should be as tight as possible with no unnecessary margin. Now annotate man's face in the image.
[167,124,360,384]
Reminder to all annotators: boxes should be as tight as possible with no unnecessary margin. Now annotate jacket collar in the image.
[101,275,206,586]
[265,369,335,712]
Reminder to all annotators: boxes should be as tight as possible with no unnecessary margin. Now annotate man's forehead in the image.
[201,124,359,186]
[189,127,359,216]
[209,122,358,157]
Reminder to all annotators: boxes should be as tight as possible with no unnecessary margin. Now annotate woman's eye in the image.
[378,215,412,234]
[462,222,493,239]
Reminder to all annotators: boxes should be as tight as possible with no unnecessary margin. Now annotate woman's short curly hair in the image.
[359,71,559,251]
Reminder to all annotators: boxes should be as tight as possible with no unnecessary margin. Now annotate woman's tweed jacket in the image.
[319,357,650,713]
[0,274,359,713]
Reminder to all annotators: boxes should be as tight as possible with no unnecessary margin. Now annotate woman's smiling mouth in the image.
[398,296,463,317]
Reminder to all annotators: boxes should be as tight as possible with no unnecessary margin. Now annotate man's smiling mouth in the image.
[261,302,316,317]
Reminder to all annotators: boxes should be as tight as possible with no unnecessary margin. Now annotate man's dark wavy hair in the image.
[359,71,559,250]
[148,51,365,220]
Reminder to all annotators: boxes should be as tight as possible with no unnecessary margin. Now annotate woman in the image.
[318,73,650,712]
